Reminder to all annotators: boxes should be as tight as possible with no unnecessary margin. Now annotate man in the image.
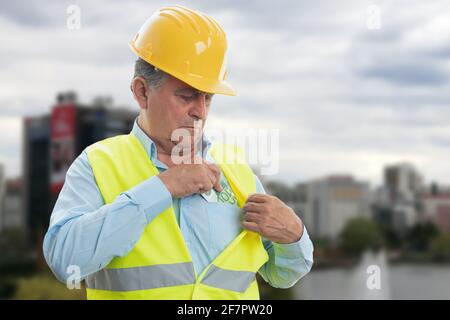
[43,5,313,300]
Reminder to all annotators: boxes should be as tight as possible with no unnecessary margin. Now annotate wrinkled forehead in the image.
[174,87,212,96]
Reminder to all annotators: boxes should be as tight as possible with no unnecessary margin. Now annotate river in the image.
[292,251,450,299]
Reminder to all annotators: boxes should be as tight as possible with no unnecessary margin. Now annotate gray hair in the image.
[133,58,167,89]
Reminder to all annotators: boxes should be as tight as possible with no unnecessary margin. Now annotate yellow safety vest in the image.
[84,133,269,299]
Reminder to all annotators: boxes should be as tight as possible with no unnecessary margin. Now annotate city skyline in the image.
[1,123,448,192]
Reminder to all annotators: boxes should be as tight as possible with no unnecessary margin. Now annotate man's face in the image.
[142,75,214,150]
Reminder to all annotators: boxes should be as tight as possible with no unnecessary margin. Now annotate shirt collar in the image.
[131,118,214,166]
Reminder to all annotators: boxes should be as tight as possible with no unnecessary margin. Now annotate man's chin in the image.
[179,126,202,133]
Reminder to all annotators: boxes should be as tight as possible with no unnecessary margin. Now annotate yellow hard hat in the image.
[130,5,236,96]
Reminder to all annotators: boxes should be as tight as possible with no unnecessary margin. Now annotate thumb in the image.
[205,163,223,192]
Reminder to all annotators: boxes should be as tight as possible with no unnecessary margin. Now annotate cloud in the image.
[0,1,61,26]
[359,61,448,86]
[1,0,450,188]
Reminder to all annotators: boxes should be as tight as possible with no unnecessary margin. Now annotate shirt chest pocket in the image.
[205,202,243,254]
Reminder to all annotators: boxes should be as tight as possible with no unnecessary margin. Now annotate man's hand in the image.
[242,193,304,244]
[158,158,223,198]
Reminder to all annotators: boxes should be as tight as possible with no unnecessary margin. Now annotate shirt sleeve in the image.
[42,150,172,283]
[254,175,314,288]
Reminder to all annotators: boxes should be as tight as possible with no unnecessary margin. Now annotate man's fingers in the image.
[213,179,223,193]
[203,168,222,193]
[205,163,222,192]
[210,173,222,193]
[243,202,265,213]
[197,178,213,193]
[206,163,221,179]
[246,193,268,204]
[244,212,261,223]
[205,170,216,186]
[242,221,261,233]
[205,162,220,173]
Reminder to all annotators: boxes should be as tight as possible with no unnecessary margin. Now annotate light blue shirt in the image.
[43,120,314,289]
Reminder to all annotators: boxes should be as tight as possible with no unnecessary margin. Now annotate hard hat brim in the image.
[130,42,236,96]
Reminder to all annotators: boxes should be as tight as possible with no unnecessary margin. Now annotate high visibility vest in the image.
[84,133,269,299]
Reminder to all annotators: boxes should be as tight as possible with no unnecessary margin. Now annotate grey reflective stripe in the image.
[201,265,255,293]
[85,262,195,291]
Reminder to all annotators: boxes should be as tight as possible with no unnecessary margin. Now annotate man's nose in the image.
[188,93,207,120]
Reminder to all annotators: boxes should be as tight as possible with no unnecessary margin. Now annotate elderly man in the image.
[43,5,313,300]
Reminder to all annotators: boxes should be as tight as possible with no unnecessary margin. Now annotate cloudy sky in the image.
[1,0,450,188]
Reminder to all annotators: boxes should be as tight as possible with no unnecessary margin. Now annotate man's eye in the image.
[180,95,194,101]
[178,92,212,102]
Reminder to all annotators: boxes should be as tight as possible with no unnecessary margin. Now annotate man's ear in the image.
[131,77,151,110]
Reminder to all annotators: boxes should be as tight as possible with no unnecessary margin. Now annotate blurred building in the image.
[23,114,50,244]
[421,194,450,232]
[0,177,24,232]
[301,175,372,239]
[23,92,137,247]
[264,181,308,222]
[0,164,5,230]
[290,183,308,222]
[374,163,424,231]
